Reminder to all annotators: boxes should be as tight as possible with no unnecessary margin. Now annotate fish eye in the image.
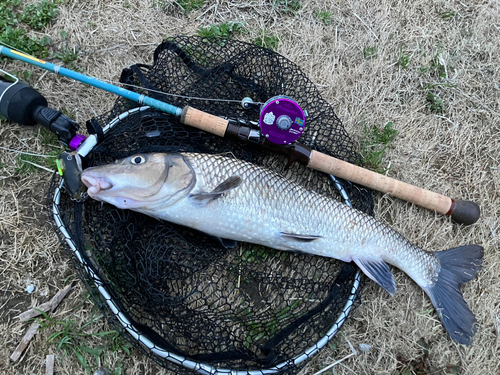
[131,155,146,165]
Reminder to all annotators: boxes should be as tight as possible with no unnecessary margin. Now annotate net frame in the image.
[49,106,362,374]
[46,36,377,374]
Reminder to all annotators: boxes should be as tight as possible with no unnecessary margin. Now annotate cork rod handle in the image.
[308,150,480,225]
[181,106,229,137]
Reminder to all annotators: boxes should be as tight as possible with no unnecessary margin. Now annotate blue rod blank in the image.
[0,46,182,117]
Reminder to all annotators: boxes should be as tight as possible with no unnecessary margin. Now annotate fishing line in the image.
[0,41,258,106]
[0,146,55,158]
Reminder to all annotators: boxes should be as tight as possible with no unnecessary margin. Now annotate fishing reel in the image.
[0,73,86,199]
[0,74,84,147]
[242,96,307,145]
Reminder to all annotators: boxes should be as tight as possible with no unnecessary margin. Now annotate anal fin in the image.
[279,232,322,242]
[353,258,397,296]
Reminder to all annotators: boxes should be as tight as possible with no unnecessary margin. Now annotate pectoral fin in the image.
[279,232,322,242]
[189,176,242,207]
[353,258,396,296]
[211,176,242,194]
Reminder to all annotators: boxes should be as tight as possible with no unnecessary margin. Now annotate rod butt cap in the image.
[450,200,480,225]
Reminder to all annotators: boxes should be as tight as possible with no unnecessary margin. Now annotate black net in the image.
[48,36,374,374]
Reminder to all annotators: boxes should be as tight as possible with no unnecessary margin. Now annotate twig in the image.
[10,286,72,362]
[312,353,356,375]
[353,13,379,40]
[46,354,55,375]
[0,146,54,158]
[10,322,41,362]
[18,285,72,321]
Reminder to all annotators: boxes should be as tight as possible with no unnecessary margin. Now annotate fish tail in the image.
[423,244,484,345]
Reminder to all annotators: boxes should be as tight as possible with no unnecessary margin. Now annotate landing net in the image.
[48,36,374,374]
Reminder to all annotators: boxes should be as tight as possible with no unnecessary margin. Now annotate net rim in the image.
[56,107,362,374]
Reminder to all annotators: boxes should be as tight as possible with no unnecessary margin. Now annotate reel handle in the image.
[308,151,480,225]
[180,105,480,225]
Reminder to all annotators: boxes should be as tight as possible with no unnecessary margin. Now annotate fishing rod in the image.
[0,45,480,225]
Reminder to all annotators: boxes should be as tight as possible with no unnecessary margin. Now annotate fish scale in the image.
[81,152,483,345]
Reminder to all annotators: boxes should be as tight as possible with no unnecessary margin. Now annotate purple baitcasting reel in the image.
[243,96,306,145]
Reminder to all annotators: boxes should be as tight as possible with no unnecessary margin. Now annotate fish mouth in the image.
[81,175,113,199]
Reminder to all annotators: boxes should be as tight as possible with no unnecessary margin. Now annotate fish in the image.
[81,152,484,345]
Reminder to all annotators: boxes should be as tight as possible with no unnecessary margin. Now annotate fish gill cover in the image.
[48,36,374,374]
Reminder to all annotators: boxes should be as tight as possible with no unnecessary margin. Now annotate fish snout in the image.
[81,174,113,196]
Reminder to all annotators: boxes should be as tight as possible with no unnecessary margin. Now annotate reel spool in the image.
[243,96,306,145]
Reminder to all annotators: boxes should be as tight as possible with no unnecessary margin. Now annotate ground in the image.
[0,0,499,374]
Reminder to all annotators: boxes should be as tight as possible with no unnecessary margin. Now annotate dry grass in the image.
[1,0,499,374]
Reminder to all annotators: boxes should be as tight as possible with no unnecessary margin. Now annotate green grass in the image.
[363,46,378,59]
[39,126,60,146]
[315,10,333,25]
[418,46,456,79]
[15,154,44,175]
[241,246,288,264]
[0,0,21,31]
[425,91,444,113]
[22,0,59,30]
[431,53,454,78]
[14,127,64,173]
[10,69,34,82]
[60,106,77,120]
[153,0,205,12]
[53,44,80,67]
[242,298,305,347]
[177,0,205,12]
[397,48,411,69]
[50,30,80,68]
[0,0,60,59]
[181,43,211,65]
[361,119,398,173]
[416,47,456,114]
[436,8,456,19]
[0,27,50,58]
[38,312,132,374]
[46,149,62,170]
[197,22,245,39]
[272,0,302,12]
[253,29,279,50]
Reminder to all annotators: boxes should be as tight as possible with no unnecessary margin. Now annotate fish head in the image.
[81,153,195,210]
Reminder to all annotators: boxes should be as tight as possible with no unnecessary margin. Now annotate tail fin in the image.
[424,245,483,345]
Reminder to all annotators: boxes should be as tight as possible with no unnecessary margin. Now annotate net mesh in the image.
[48,36,374,374]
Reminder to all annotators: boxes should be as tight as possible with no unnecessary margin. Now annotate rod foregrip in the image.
[180,106,229,137]
[308,150,480,225]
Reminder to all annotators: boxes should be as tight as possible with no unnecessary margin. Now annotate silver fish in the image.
[81,152,483,345]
